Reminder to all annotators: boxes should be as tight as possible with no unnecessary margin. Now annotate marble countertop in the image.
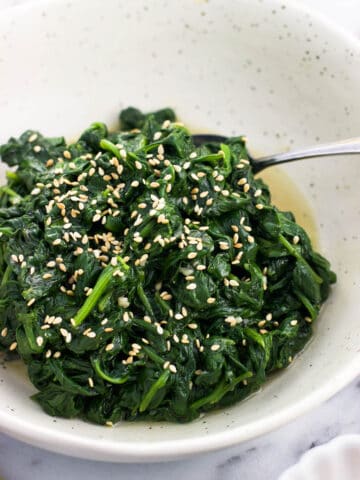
[0,1,359,479]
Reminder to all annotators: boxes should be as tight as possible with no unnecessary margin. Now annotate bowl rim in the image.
[0,0,359,462]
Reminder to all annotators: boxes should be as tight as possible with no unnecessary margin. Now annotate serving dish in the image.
[0,0,359,462]
[279,435,360,480]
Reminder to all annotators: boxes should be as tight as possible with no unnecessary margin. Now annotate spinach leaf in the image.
[0,107,336,424]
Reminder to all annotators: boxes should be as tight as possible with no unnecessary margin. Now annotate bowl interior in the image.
[0,0,359,462]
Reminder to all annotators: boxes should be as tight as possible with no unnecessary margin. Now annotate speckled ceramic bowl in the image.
[0,0,359,463]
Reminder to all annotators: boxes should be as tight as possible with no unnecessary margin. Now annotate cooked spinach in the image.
[0,107,336,424]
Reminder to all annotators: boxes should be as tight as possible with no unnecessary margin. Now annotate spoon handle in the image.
[254,137,360,172]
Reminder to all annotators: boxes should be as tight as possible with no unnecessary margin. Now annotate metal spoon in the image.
[192,134,360,174]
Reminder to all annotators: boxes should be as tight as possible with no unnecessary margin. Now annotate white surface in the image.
[280,435,360,480]
[0,0,359,477]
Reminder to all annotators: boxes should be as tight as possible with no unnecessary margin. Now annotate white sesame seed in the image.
[229,279,240,287]
[247,235,255,244]
[237,177,247,186]
[60,328,68,338]
[211,344,220,352]
[28,133,38,143]
[33,145,42,153]
[162,120,171,129]
[153,131,162,141]
[27,298,36,307]
[36,336,44,347]
[169,364,177,373]
[156,325,164,335]
[105,343,114,351]
[1,327,8,337]
[31,187,41,195]
[293,235,300,245]
[290,320,298,326]
[130,180,140,189]
[196,265,206,271]
[171,334,179,344]
[186,283,197,290]
[187,323,198,330]
[9,342,17,351]
[219,241,230,250]
[116,297,129,310]
[244,183,250,193]
[181,334,190,344]
[187,252,197,259]
[53,351,61,359]
[52,239,62,246]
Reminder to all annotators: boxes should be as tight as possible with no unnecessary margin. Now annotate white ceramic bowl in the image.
[0,0,359,463]
[279,435,360,480]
